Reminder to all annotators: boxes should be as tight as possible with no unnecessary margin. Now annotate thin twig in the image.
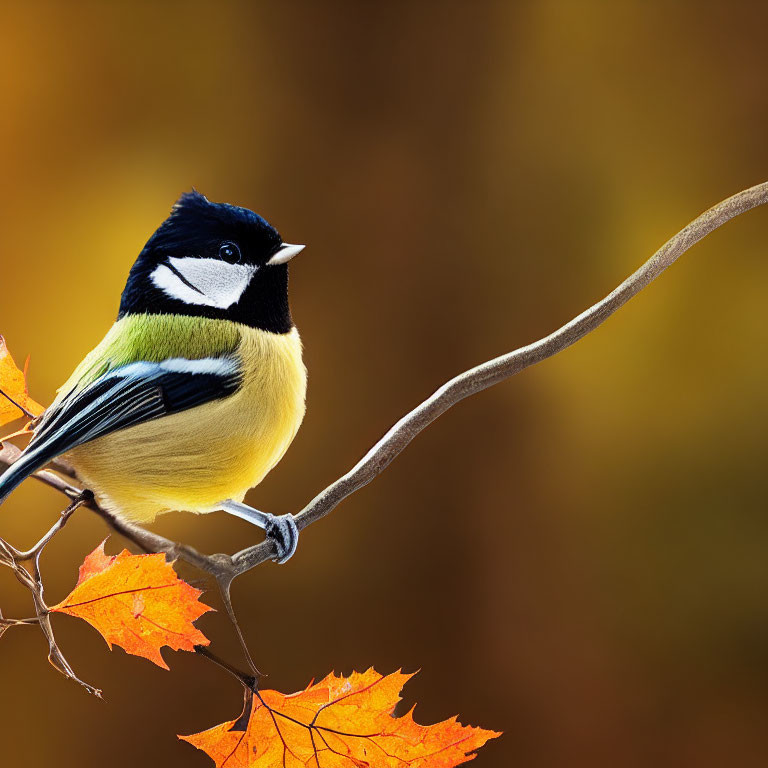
[215,574,263,677]
[15,491,90,561]
[194,644,256,690]
[0,494,102,696]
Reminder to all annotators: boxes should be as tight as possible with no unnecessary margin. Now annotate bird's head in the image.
[118,190,304,333]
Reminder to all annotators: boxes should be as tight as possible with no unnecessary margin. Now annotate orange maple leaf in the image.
[50,540,213,669]
[0,336,44,429]
[181,668,500,767]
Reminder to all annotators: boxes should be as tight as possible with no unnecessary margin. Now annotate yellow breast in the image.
[66,320,307,522]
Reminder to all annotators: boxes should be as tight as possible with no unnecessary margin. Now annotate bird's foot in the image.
[263,513,299,564]
[219,500,299,563]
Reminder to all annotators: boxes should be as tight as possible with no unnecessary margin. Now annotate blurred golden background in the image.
[2,1,768,766]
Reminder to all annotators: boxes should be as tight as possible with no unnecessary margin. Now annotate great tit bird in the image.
[0,191,307,562]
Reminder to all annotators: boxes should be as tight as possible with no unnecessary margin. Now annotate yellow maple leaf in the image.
[50,540,213,669]
[181,668,500,767]
[0,335,44,429]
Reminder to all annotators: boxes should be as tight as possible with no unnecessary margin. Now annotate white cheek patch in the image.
[150,257,258,309]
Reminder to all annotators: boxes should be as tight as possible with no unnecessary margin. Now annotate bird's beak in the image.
[267,243,305,265]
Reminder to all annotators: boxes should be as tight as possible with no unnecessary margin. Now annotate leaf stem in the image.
[0,387,34,419]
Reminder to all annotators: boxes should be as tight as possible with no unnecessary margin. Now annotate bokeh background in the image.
[2,1,768,766]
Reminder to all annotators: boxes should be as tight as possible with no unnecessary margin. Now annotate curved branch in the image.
[2,182,768,579]
[230,180,768,573]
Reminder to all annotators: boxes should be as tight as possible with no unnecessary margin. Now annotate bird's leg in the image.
[219,500,299,564]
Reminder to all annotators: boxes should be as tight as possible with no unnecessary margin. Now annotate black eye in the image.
[218,241,241,262]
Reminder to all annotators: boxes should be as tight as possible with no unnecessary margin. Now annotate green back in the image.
[56,314,242,399]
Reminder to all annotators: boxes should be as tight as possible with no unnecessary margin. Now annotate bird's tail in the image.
[0,447,54,505]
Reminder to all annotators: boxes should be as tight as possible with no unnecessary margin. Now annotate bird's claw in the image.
[264,513,299,564]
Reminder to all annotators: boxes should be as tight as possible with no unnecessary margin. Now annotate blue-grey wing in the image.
[0,356,241,502]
